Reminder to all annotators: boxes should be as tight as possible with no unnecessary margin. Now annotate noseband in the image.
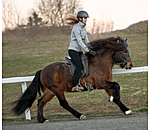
[115,58,129,68]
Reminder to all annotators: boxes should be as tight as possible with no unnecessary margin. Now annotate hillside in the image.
[2,26,71,44]
[90,20,148,39]
[124,20,148,33]
[2,20,148,120]
[2,20,148,44]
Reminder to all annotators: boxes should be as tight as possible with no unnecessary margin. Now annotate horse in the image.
[12,36,133,123]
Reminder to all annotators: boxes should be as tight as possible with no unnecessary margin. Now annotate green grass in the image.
[2,22,148,120]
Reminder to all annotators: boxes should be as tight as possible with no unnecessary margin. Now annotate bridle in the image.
[95,56,113,64]
[95,55,129,68]
[87,36,130,68]
[95,51,129,68]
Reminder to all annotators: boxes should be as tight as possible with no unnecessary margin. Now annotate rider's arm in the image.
[73,27,89,52]
[84,29,89,45]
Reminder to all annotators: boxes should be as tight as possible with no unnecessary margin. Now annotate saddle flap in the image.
[65,56,76,75]
[65,54,89,78]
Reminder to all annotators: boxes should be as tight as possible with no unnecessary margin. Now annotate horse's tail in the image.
[12,70,43,116]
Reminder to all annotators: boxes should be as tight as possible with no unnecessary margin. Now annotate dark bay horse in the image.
[12,37,133,123]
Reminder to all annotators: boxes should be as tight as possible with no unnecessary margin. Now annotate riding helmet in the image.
[77,10,89,21]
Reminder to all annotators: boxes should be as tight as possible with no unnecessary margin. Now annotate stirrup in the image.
[71,85,84,92]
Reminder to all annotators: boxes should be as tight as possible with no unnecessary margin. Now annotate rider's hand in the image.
[89,49,97,56]
[87,44,93,50]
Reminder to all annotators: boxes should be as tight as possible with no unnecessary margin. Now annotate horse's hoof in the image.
[125,110,133,115]
[44,120,49,123]
[80,115,86,120]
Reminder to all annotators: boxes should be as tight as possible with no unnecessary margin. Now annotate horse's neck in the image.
[89,49,114,71]
[88,50,114,82]
[97,49,114,63]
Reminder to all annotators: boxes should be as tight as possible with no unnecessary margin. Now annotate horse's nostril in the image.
[130,64,133,68]
[129,64,133,69]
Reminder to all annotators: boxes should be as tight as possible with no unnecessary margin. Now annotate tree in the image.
[28,17,33,26]
[35,0,83,26]
[28,12,43,26]
[87,16,114,34]
[2,0,14,30]
[2,0,25,30]
[33,12,42,25]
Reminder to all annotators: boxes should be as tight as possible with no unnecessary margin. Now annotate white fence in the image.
[2,66,148,120]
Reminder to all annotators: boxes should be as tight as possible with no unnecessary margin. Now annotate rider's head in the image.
[77,10,89,24]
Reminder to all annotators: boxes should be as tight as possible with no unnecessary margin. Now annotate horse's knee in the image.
[113,82,120,91]
[109,82,121,102]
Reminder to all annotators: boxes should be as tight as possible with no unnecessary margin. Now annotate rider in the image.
[65,10,96,92]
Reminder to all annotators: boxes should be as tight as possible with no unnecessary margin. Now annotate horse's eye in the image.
[122,50,127,54]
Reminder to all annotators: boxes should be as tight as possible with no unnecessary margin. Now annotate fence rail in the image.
[2,66,148,120]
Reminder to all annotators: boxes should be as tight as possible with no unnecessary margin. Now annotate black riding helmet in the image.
[77,10,89,21]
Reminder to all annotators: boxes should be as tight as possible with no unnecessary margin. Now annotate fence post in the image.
[21,82,31,120]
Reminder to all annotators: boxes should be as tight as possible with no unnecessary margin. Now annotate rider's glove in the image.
[89,49,97,56]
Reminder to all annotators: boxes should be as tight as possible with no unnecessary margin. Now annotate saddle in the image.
[65,53,89,78]
[65,54,93,91]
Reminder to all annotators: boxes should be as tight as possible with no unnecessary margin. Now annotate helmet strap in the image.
[79,18,86,25]
[79,17,83,22]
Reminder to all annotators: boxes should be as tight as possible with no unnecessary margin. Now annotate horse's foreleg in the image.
[106,82,133,115]
[113,99,133,115]
[37,90,55,123]
[55,89,86,120]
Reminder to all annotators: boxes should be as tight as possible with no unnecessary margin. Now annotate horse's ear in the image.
[125,39,127,42]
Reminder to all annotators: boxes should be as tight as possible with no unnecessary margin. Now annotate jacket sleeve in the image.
[73,28,89,52]
[84,29,89,45]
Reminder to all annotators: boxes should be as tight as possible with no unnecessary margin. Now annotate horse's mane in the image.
[89,37,127,51]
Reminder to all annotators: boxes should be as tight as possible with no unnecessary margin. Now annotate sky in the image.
[81,0,148,30]
[2,0,148,31]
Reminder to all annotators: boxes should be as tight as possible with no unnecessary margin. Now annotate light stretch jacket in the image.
[68,21,90,52]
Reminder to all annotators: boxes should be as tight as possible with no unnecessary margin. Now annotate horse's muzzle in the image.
[125,61,133,69]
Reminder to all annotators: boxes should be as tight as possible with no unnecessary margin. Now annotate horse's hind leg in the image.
[106,82,133,115]
[37,90,55,123]
[55,89,86,120]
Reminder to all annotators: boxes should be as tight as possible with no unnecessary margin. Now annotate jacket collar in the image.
[78,21,86,28]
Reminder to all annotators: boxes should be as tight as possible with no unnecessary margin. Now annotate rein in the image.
[95,54,128,67]
[95,56,114,64]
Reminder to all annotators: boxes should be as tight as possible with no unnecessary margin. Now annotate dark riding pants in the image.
[68,50,83,87]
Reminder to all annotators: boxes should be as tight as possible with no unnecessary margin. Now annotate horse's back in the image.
[40,62,72,91]
[41,62,65,81]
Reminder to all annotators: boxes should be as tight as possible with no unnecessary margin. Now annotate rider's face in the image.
[82,17,87,24]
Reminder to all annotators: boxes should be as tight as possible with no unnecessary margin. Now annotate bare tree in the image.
[35,0,83,26]
[2,0,14,29]
[2,0,25,30]
[87,16,114,34]
[90,18,96,34]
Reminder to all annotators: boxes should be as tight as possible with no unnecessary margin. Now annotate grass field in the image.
[2,21,148,120]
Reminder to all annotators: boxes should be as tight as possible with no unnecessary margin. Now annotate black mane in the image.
[89,37,127,51]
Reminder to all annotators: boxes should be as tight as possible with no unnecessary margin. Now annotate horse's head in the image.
[88,37,133,69]
[113,37,133,69]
